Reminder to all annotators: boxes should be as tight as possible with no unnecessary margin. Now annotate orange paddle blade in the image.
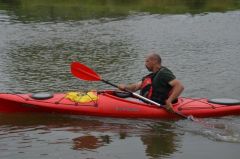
[71,62,101,81]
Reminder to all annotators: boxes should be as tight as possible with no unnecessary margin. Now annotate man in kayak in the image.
[118,53,184,112]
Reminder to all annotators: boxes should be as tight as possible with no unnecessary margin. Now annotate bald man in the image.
[118,53,184,112]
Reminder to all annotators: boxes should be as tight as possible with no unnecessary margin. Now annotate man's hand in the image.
[165,99,174,113]
[118,84,126,91]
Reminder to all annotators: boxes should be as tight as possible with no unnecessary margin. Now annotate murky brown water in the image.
[0,0,240,159]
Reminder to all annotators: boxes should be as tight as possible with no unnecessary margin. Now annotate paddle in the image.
[70,61,195,120]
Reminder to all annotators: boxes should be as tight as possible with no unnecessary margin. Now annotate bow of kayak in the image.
[0,90,240,119]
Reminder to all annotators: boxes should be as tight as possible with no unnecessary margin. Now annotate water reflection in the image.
[72,135,111,150]
[141,122,177,158]
[70,119,179,158]
[0,113,180,158]
[0,0,240,22]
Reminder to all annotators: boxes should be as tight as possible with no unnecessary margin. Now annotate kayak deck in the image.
[0,90,240,119]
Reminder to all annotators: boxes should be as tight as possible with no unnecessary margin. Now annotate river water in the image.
[0,0,240,159]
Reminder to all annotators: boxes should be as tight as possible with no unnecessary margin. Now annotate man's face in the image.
[145,57,154,72]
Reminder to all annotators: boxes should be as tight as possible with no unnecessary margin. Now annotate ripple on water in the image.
[176,117,240,143]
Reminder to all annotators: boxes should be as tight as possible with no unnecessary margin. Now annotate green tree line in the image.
[0,0,240,22]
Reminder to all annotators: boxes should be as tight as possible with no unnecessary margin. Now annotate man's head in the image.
[145,53,162,72]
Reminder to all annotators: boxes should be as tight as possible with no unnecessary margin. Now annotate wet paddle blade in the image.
[71,62,101,81]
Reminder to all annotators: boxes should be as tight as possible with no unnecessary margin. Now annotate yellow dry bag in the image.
[65,91,98,103]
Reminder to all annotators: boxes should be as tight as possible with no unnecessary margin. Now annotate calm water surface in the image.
[0,0,240,159]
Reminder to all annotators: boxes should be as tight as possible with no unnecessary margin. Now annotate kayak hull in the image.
[0,90,240,119]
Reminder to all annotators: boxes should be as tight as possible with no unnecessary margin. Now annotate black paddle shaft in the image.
[101,79,119,89]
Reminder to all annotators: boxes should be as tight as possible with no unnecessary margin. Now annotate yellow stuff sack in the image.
[65,91,98,103]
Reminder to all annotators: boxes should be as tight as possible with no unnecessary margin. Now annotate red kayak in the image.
[0,90,240,119]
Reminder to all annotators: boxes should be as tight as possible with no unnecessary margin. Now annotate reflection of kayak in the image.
[0,90,240,119]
